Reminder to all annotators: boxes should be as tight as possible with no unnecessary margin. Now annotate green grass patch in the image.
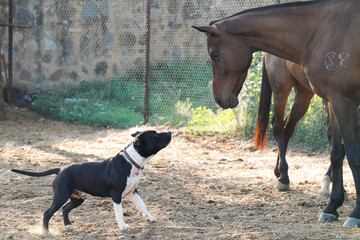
[30,59,215,128]
[30,56,328,149]
[31,93,143,128]
[188,107,238,134]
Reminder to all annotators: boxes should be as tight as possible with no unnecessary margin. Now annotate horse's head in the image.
[193,24,252,109]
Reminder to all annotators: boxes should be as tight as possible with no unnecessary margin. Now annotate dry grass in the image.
[0,107,359,239]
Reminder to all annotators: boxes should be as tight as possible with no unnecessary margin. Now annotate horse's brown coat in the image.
[194,0,360,227]
[255,53,345,196]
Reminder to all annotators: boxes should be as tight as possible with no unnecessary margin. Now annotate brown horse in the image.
[193,0,360,227]
[255,53,345,200]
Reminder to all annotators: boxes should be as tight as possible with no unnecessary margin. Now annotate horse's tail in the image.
[253,59,272,149]
[11,168,60,177]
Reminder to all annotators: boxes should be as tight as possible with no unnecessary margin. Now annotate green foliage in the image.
[31,93,143,128]
[31,56,328,149]
[285,94,328,148]
[31,74,146,128]
[71,79,144,112]
[149,59,215,123]
[187,52,264,136]
[31,59,214,128]
[187,52,328,149]
[188,106,238,134]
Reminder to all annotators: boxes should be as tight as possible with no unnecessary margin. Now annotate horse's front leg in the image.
[319,97,360,227]
[317,102,347,201]
[318,103,345,222]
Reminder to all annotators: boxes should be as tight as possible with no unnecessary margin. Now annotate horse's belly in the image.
[307,81,328,100]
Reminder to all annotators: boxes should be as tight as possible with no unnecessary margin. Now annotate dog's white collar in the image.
[123,144,153,170]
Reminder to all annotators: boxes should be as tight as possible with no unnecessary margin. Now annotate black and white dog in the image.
[11,130,172,234]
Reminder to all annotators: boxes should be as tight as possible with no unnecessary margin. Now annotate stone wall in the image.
[1,0,296,89]
[9,1,148,88]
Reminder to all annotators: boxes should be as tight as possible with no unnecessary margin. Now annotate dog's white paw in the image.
[42,228,51,236]
[65,224,75,231]
[146,215,156,222]
[119,224,130,231]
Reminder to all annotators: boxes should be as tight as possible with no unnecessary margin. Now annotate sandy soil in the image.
[1,106,359,240]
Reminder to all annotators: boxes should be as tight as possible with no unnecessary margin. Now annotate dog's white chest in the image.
[122,168,141,196]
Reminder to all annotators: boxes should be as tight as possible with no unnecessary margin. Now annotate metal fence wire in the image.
[3,0,285,128]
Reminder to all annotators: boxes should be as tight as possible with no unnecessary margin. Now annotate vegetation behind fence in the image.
[2,0,327,149]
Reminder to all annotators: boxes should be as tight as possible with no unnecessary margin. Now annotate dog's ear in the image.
[131,131,141,137]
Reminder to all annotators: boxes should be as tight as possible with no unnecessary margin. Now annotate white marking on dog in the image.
[125,144,154,169]
[122,168,141,196]
[113,202,130,231]
[127,191,156,222]
[121,144,155,196]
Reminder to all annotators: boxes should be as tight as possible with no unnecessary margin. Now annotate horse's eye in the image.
[210,52,220,61]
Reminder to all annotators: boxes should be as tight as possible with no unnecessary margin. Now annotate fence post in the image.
[0,49,6,120]
[143,0,151,124]
[8,0,13,89]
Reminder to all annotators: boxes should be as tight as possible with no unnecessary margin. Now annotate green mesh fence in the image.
[4,0,280,128]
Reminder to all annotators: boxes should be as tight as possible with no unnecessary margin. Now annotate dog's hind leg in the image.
[43,192,72,235]
[62,195,85,230]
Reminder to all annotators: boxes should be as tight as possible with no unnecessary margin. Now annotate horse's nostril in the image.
[215,98,221,106]
[228,96,239,109]
[227,97,232,106]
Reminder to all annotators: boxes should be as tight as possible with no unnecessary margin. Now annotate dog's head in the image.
[131,130,172,158]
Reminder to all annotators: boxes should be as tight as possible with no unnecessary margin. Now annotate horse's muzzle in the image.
[215,96,239,109]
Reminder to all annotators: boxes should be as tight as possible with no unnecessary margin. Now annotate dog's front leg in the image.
[128,189,156,222]
[113,201,130,231]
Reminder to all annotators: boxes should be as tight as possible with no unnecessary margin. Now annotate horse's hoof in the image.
[317,191,330,201]
[318,213,338,222]
[276,181,290,191]
[343,217,360,228]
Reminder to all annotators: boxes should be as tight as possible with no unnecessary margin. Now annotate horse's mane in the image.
[209,0,330,25]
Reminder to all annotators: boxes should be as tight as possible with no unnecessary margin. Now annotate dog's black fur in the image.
[11,130,172,234]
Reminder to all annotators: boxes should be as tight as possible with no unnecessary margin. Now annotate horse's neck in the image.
[220,1,331,65]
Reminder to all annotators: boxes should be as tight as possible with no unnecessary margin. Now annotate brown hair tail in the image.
[253,59,272,149]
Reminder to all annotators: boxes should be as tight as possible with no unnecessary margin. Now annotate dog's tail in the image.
[11,168,60,177]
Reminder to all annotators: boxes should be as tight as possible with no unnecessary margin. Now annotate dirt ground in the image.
[1,107,360,240]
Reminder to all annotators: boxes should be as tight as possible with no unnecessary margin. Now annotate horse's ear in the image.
[131,131,140,137]
[192,26,213,35]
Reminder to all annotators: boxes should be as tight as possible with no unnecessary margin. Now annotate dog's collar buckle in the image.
[123,148,144,170]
